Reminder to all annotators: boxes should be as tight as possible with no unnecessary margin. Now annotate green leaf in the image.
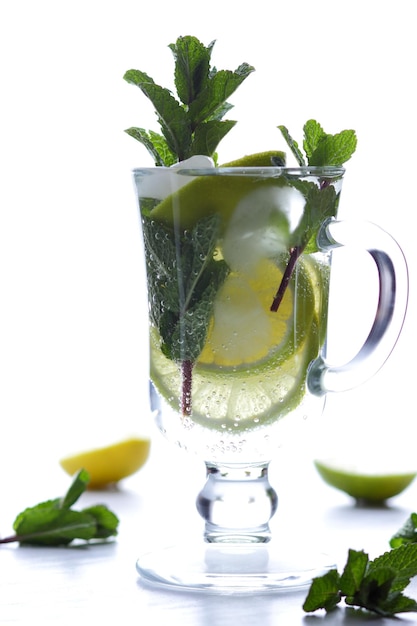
[191,120,236,157]
[286,179,339,253]
[81,505,119,539]
[123,69,191,161]
[303,119,326,159]
[142,213,228,364]
[60,468,90,510]
[0,470,119,547]
[303,534,417,616]
[368,544,417,593]
[277,125,305,166]
[124,37,253,163]
[351,566,397,612]
[303,569,341,612]
[124,127,172,166]
[169,35,214,106]
[309,129,357,166]
[188,64,255,127]
[375,594,417,616]
[13,499,62,535]
[339,549,369,596]
[390,513,417,548]
[17,510,97,546]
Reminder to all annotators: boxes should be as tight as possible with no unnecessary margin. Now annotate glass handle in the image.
[307,218,409,396]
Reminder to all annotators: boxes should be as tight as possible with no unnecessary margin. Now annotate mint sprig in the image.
[304,532,417,616]
[124,36,254,165]
[270,120,355,312]
[142,212,229,415]
[278,119,357,167]
[0,469,119,546]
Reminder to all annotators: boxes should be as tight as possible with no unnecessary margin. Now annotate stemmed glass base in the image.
[136,541,335,593]
[136,462,335,593]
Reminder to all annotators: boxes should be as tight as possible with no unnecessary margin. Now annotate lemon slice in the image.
[149,151,287,230]
[314,459,417,503]
[60,437,151,489]
[150,256,321,430]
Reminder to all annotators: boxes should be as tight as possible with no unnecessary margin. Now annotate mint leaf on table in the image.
[390,513,417,548]
[124,35,254,165]
[0,469,119,547]
[302,569,341,612]
[303,545,417,616]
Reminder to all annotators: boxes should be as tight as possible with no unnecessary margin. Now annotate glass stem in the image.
[196,463,278,543]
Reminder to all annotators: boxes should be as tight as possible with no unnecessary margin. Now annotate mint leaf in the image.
[288,180,339,253]
[190,119,236,158]
[60,467,90,509]
[302,569,341,612]
[271,120,354,313]
[142,212,228,415]
[124,36,254,164]
[368,544,417,593]
[277,125,305,166]
[309,129,357,166]
[143,213,228,363]
[14,509,97,546]
[169,36,214,106]
[124,127,176,167]
[188,64,254,127]
[123,69,191,161]
[339,549,369,596]
[304,543,417,616]
[303,119,326,159]
[390,513,417,548]
[278,119,357,167]
[81,505,119,540]
[0,470,119,546]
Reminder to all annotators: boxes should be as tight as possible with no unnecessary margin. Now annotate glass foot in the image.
[136,541,335,594]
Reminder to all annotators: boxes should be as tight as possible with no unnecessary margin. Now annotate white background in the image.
[0,0,415,477]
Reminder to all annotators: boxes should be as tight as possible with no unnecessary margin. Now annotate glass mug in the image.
[132,164,408,591]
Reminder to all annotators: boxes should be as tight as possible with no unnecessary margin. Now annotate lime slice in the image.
[220,150,286,167]
[314,459,417,503]
[149,151,287,230]
[60,437,151,489]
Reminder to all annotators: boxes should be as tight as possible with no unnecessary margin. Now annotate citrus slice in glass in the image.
[150,255,321,430]
[149,151,287,231]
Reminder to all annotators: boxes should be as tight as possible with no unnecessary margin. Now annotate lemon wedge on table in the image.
[314,459,417,504]
[60,437,151,489]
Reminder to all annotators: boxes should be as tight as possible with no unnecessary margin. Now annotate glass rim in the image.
[132,165,345,178]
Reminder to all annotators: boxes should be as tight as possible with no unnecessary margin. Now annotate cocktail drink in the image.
[133,161,408,591]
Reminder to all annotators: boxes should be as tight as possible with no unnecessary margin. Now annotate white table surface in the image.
[2,424,417,626]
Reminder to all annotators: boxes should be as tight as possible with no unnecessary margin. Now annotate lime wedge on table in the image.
[314,459,417,503]
[149,150,286,230]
